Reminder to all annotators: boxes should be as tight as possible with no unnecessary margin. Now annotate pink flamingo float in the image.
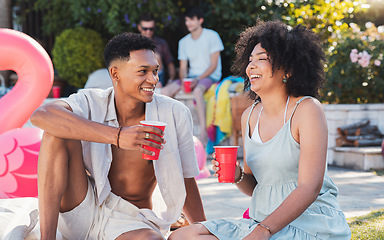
[0,29,53,198]
[193,136,211,180]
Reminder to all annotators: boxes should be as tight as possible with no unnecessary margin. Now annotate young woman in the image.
[169,20,351,240]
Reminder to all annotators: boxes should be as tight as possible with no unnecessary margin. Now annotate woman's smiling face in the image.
[246,43,285,95]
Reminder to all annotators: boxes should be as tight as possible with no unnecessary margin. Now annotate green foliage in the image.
[348,209,384,239]
[52,28,104,88]
[286,0,366,46]
[322,24,384,103]
[280,0,384,103]
[32,0,382,103]
[34,0,79,36]
[202,0,291,77]
[35,0,178,37]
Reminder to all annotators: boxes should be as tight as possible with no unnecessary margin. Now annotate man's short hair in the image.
[139,12,156,23]
[185,7,204,19]
[104,32,156,68]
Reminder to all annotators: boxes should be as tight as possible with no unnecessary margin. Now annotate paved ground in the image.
[197,165,384,220]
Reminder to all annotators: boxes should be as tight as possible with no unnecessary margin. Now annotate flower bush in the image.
[322,23,384,103]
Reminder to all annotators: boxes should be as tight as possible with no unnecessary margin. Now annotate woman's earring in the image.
[283,78,287,83]
[115,79,119,87]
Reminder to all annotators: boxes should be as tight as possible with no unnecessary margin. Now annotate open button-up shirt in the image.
[63,87,199,232]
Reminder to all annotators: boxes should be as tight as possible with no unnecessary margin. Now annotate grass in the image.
[372,170,384,177]
[348,209,384,239]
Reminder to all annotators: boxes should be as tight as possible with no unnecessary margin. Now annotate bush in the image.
[52,28,104,88]
[322,23,384,103]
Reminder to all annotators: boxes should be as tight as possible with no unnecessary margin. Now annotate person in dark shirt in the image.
[138,13,176,88]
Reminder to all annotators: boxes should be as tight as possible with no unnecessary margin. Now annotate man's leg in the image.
[158,80,181,97]
[193,84,208,146]
[38,132,88,240]
[116,228,163,240]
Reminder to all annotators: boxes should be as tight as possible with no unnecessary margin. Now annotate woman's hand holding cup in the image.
[211,147,240,183]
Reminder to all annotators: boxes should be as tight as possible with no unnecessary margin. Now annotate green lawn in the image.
[348,209,384,239]
[373,170,384,177]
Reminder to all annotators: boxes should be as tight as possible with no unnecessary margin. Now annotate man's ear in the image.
[137,24,142,32]
[199,18,204,25]
[109,66,119,81]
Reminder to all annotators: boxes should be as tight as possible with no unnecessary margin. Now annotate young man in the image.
[31,33,206,240]
[138,13,176,88]
[162,7,224,146]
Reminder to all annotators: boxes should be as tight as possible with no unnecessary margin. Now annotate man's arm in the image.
[167,62,176,80]
[182,178,206,223]
[196,51,220,80]
[31,100,118,145]
[30,100,164,152]
[179,59,188,80]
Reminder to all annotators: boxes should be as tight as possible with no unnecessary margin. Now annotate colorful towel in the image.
[205,76,244,154]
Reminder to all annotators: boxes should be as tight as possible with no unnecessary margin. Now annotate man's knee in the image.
[40,132,83,164]
[193,85,205,97]
[160,81,180,97]
[41,131,62,144]
[42,132,80,148]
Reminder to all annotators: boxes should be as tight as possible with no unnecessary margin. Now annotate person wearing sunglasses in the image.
[138,13,176,89]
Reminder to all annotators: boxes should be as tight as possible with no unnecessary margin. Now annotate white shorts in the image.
[58,180,164,240]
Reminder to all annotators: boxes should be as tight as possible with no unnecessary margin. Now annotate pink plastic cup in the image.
[140,120,166,160]
[214,146,239,183]
[183,78,193,93]
[52,86,61,98]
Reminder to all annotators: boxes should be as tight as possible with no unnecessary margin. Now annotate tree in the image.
[285,0,367,47]
[0,0,13,86]
[20,0,375,99]
[0,0,12,28]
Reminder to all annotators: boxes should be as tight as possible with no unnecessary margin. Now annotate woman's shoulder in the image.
[241,101,260,123]
[291,96,325,123]
[293,96,322,112]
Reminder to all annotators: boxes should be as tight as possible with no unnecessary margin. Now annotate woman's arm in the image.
[244,98,328,239]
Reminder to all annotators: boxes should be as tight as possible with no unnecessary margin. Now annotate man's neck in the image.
[191,27,203,40]
[114,95,146,126]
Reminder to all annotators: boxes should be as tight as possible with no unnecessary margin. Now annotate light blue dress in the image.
[202,97,351,239]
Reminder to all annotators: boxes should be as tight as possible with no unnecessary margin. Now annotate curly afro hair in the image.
[231,20,326,100]
[104,32,156,68]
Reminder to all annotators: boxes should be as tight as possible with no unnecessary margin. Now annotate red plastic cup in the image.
[183,78,193,93]
[52,86,61,98]
[140,121,166,160]
[214,146,239,183]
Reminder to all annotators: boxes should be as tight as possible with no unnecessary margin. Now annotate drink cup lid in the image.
[213,146,239,149]
[140,120,167,126]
